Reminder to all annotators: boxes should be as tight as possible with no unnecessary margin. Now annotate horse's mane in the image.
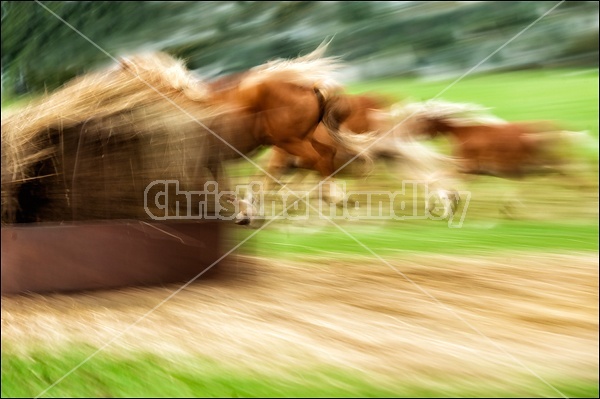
[207,71,250,92]
[118,51,210,100]
[240,40,344,98]
[392,99,507,127]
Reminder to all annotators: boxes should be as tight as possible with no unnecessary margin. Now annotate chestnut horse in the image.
[394,100,587,178]
[393,99,595,217]
[122,43,377,225]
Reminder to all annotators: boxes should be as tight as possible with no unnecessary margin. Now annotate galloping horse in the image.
[168,50,375,222]
[392,99,595,217]
[394,100,588,178]
[121,43,380,224]
[126,42,364,178]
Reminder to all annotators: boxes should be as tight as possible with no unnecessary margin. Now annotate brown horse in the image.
[394,100,587,178]
[209,46,379,179]
[393,99,595,217]
[125,42,366,181]
[122,43,381,225]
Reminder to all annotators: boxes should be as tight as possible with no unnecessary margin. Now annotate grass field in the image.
[2,69,599,398]
[2,344,597,398]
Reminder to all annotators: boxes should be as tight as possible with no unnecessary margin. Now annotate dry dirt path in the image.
[2,252,598,390]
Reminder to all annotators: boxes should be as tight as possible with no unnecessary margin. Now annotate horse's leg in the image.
[498,177,526,220]
[379,152,460,220]
[276,138,345,205]
[275,139,321,174]
[311,138,350,205]
[279,156,314,191]
[262,147,293,192]
[310,137,337,177]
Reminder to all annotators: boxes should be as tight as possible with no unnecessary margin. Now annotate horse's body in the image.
[396,100,580,179]
[263,93,390,183]
[199,45,379,190]
[422,120,545,178]
[121,43,382,225]
[259,93,461,217]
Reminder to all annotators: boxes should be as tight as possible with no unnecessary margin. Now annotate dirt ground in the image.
[2,252,598,390]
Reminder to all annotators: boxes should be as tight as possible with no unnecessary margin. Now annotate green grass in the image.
[2,344,597,398]
[233,219,598,260]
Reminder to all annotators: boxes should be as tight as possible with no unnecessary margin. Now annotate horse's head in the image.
[389,102,440,140]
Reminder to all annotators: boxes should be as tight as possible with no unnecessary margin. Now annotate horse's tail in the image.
[320,93,378,169]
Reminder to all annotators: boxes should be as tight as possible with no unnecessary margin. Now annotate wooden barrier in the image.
[1,220,225,295]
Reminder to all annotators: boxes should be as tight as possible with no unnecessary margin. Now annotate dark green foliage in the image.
[1,1,598,95]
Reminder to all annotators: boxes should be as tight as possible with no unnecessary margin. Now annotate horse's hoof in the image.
[426,189,460,220]
[449,190,461,205]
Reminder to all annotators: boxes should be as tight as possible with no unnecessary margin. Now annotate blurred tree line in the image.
[1,1,598,96]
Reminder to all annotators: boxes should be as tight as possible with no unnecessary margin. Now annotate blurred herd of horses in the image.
[1,41,595,226]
